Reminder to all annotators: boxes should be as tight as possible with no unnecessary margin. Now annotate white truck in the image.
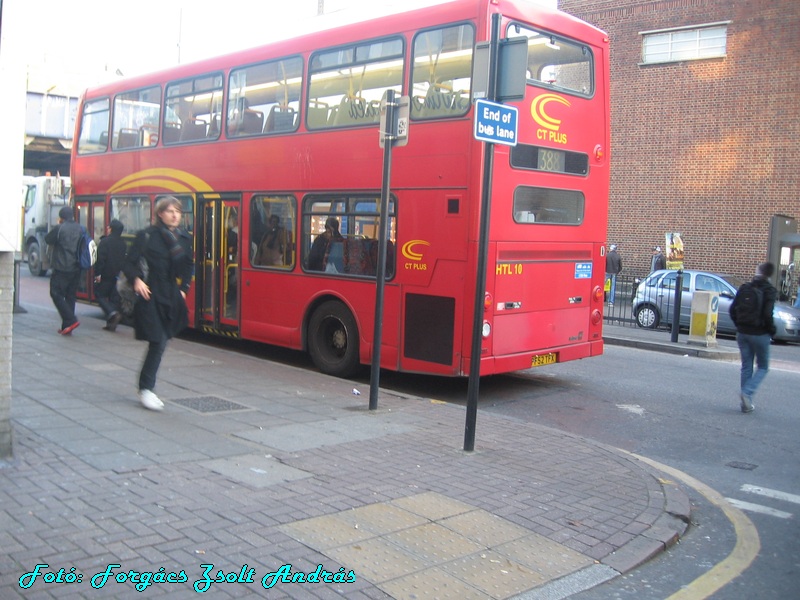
[21,175,71,276]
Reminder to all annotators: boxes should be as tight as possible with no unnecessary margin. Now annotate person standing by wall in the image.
[44,206,83,335]
[605,244,623,305]
[729,262,777,413]
[650,246,666,272]
[122,197,194,411]
[94,219,127,331]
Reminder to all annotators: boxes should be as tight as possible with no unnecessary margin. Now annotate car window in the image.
[696,274,725,293]
[660,272,690,291]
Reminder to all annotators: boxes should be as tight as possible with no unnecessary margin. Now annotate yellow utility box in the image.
[688,291,719,347]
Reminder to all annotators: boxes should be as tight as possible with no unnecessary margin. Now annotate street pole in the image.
[369,89,397,411]
[464,13,500,452]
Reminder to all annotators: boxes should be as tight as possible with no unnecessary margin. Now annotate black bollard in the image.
[670,270,683,342]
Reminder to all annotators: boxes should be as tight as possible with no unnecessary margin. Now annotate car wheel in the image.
[635,304,660,329]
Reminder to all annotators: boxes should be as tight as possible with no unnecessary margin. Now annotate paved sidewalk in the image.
[2,304,692,599]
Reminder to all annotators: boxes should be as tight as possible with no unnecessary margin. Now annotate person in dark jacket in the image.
[604,244,623,305]
[729,262,777,413]
[122,196,194,411]
[94,219,127,331]
[650,246,666,272]
[307,216,343,271]
[44,206,83,335]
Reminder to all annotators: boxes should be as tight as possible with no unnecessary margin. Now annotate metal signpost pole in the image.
[370,89,397,410]
[464,13,501,452]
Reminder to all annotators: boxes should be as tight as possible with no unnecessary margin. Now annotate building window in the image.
[641,23,728,64]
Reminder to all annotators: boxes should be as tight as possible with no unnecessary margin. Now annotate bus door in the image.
[75,197,105,301]
[196,194,240,334]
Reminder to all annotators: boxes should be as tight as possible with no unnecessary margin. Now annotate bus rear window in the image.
[509,24,594,97]
[513,186,584,225]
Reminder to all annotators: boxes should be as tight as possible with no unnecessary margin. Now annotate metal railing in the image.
[602,273,678,329]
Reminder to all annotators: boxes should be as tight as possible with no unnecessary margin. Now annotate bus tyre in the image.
[27,241,45,277]
[635,304,660,329]
[308,300,360,378]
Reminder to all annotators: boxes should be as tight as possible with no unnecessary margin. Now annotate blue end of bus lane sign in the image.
[473,99,518,146]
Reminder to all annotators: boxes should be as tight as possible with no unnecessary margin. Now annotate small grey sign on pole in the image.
[379,94,410,148]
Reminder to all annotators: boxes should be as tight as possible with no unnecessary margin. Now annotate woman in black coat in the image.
[122,196,194,411]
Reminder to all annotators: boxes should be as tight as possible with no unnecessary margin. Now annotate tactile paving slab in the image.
[281,492,594,599]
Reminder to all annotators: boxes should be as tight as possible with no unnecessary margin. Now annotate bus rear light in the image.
[594,144,604,160]
[484,292,493,311]
[591,309,602,325]
[593,286,604,302]
[482,321,491,338]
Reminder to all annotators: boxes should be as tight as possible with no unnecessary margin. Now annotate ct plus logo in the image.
[531,93,571,145]
[401,239,430,271]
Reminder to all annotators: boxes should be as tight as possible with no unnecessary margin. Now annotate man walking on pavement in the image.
[729,262,777,413]
[94,219,126,331]
[605,244,622,305]
[44,206,83,335]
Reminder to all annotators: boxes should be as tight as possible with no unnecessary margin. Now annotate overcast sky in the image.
[18,0,553,93]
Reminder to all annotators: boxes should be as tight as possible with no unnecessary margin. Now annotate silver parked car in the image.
[632,269,800,343]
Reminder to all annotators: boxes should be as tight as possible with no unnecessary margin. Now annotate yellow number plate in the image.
[531,353,557,367]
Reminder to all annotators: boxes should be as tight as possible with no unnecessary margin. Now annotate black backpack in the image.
[734,282,764,327]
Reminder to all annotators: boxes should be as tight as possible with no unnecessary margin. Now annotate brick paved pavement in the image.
[1,304,691,598]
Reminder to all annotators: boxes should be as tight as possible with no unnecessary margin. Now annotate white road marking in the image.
[724,498,792,519]
[741,484,800,505]
[617,404,645,415]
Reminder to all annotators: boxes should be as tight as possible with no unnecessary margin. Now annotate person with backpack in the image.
[729,262,777,413]
[44,206,83,335]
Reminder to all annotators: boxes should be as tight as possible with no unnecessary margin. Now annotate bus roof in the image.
[80,0,604,99]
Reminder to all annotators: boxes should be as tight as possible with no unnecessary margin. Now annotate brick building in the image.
[559,0,800,279]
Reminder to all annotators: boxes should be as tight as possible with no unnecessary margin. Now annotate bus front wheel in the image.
[308,300,360,378]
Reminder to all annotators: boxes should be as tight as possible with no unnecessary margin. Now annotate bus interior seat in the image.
[264,105,297,133]
[207,115,221,137]
[367,100,381,123]
[306,102,330,129]
[333,96,367,126]
[140,124,158,146]
[419,87,454,119]
[116,129,139,149]
[343,238,375,276]
[242,109,264,135]
[162,122,181,144]
[98,131,109,148]
[180,119,208,141]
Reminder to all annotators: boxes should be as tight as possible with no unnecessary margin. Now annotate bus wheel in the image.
[308,300,360,378]
[27,241,45,277]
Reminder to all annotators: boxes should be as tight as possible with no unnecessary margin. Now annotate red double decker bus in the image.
[72,0,609,378]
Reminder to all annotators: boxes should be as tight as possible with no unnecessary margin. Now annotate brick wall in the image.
[560,0,800,278]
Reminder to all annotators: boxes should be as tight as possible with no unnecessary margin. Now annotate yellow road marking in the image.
[628,452,760,599]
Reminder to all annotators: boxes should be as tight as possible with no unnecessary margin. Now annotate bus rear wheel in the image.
[308,300,360,378]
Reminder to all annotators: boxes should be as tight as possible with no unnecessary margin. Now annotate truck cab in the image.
[22,175,71,276]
